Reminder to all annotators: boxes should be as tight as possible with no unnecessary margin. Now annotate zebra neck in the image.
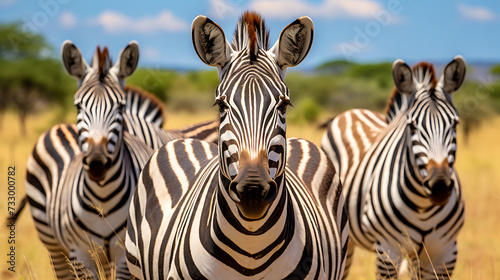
[213,174,294,257]
[386,92,408,122]
[83,145,131,214]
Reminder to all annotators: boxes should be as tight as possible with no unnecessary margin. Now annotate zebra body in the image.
[173,118,219,144]
[127,138,345,279]
[321,58,466,279]
[126,12,347,279]
[123,85,182,150]
[25,42,181,279]
[28,124,153,278]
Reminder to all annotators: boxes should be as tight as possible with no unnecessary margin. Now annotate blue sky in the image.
[0,0,498,70]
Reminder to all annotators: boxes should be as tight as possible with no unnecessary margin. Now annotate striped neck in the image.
[384,89,409,123]
[82,144,131,214]
[215,172,292,247]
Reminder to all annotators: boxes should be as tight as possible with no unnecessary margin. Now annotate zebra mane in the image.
[411,62,438,89]
[231,11,270,61]
[123,85,166,127]
[384,62,438,121]
[92,46,113,81]
[383,87,402,121]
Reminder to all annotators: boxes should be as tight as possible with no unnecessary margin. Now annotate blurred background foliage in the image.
[1,21,500,142]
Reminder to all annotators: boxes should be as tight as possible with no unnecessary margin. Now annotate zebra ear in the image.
[441,55,466,95]
[192,15,232,68]
[113,41,139,80]
[270,16,314,70]
[61,40,89,80]
[392,59,415,94]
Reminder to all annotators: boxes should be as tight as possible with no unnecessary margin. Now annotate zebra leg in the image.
[115,252,132,280]
[341,241,355,279]
[418,241,457,279]
[44,245,74,279]
[68,249,96,279]
[28,207,75,279]
[26,193,74,279]
[374,244,400,280]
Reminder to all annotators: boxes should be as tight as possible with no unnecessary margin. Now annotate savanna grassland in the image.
[0,105,499,279]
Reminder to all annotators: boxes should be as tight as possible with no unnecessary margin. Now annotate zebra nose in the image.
[229,178,277,203]
[424,165,454,206]
[229,166,277,220]
[83,140,112,182]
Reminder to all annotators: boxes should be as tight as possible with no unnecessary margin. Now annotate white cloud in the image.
[142,46,162,60]
[458,3,496,22]
[250,0,386,20]
[59,11,76,29]
[0,0,16,7]
[94,10,188,34]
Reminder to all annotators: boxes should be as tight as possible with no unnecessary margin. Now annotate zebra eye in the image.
[407,120,418,133]
[277,97,291,114]
[214,98,229,114]
[407,118,416,128]
[118,103,125,112]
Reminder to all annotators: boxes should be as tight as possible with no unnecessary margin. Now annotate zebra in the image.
[11,84,219,226]
[24,41,185,279]
[321,57,466,279]
[125,11,348,279]
[173,118,219,144]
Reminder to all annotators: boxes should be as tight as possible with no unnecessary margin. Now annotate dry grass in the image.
[1,108,499,279]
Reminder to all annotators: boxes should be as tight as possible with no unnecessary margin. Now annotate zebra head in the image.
[392,57,466,205]
[61,41,139,182]
[192,12,313,220]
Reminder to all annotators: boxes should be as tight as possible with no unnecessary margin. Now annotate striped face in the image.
[393,57,466,205]
[62,41,139,181]
[216,51,290,219]
[192,12,313,220]
[75,74,126,181]
[407,89,459,204]
[216,51,289,182]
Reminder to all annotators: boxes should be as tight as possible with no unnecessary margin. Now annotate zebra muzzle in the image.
[424,162,454,206]
[83,141,112,182]
[228,151,277,220]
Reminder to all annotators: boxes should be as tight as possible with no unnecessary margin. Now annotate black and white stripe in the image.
[173,118,219,144]
[126,12,348,279]
[25,41,180,279]
[321,57,466,279]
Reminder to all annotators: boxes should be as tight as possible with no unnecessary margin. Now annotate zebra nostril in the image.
[449,179,455,190]
[423,180,432,196]
[105,158,112,169]
[264,180,277,203]
[229,181,241,203]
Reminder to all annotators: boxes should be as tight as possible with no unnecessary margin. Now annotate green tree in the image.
[490,64,500,76]
[0,22,52,60]
[0,22,74,134]
[454,82,495,146]
[126,68,177,102]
